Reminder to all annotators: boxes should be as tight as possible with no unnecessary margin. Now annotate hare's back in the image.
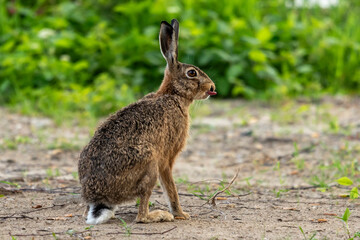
[80,97,177,160]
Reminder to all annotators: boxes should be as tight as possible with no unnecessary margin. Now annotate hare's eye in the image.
[187,69,197,78]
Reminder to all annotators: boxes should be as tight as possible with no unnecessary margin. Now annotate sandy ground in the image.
[0,96,359,239]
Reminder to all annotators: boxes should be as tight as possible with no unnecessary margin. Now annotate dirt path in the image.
[1,97,359,239]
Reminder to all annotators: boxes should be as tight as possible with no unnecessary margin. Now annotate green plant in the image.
[1,0,360,122]
[46,168,53,178]
[293,142,299,157]
[242,177,253,187]
[187,183,213,200]
[0,135,31,150]
[329,119,340,133]
[292,158,305,170]
[85,225,94,230]
[209,237,219,240]
[135,198,154,208]
[118,218,131,237]
[299,226,317,240]
[309,175,329,188]
[47,138,81,150]
[66,229,76,236]
[176,175,189,185]
[274,188,289,198]
[72,171,79,180]
[336,208,354,239]
[52,232,58,240]
[0,180,21,188]
[45,168,60,178]
[308,143,360,190]
[354,232,360,238]
[337,177,359,199]
[273,160,286,185]
[333,208,360,239]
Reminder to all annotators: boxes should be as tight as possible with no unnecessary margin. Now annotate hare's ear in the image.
[171,19,179,44]
[159,19,179,67]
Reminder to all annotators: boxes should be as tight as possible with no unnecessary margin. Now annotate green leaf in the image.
[226,63,244,83]
[297,65,313,74]
[342,208,350,223]
[216,77,231,96]
[114,2,150,15]
[248,50,267,63]
[309,232,317,240]
[0,180,20,187]
[66,229,75,236]
[350,187,359,199]
[52,232,58,240]
[85,225,94,230]
[299,226,304,234]
[256,26,272,43]
[337,177,353,186]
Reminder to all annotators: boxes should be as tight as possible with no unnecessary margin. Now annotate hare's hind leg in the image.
[135,162,174,223]
[159,167,190,220]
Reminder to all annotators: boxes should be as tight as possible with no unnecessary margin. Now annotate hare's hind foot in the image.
[86,203,115,225]
[135,210,174,223]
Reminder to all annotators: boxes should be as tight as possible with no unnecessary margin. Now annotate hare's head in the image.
[157,19,216,100]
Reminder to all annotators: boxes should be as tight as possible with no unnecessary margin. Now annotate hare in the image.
[78,19,216,225]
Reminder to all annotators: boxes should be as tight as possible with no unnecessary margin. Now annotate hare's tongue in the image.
[207,91,217,96]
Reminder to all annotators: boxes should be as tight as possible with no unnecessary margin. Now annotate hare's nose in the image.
[207,84,217,96]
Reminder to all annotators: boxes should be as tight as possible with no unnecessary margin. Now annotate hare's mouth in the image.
[207,85,217,96]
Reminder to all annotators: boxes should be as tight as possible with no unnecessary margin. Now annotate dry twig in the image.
[9,229,98,237]
[203,170,239,207]
[0,204,65,220]
[1,214,34,220]
[105,226,177,236]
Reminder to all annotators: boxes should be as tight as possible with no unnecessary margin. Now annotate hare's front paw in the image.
[135,210,174,223]
[173,211,190,220]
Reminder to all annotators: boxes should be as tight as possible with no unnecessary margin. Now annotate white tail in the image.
[86,203,115,225]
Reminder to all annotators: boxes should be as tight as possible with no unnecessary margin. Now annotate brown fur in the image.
[78,19,216,224]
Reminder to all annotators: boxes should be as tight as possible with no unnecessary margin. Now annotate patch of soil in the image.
[1,96,359,239]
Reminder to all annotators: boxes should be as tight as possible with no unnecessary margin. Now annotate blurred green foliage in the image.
[0,0,359,122]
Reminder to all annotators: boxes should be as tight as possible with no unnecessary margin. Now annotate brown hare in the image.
[78,19,216,225]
